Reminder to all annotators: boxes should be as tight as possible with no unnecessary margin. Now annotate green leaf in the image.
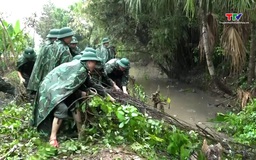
[180,145,191,160]
[211,113,227,122]
[131,112,138,117]
[116,110,125,121]
[149,134,164,142]
[119,122,125,128]
[14,20,21,33]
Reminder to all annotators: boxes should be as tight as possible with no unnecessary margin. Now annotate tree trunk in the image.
[248,21,256,85]
[201,13,215,77]
[200,6,234,96]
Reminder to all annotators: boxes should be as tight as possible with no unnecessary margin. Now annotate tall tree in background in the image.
[69,1,93,49]
[26,1,93,49]
[246,8,256,84]
[84,0,200,78]
[26,1,70,39]
[248,20,256,84]
[117,0,256,94]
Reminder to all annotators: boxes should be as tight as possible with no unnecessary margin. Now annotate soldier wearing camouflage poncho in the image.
[84,47,120,91]
[27,29,59,93]
[32,52,115,148]
[105,58,130,94]
[96,37,115,64]
[16,48,36,88]
[69,36,81,57]
[72,54,82,61]
[51,27,74,68]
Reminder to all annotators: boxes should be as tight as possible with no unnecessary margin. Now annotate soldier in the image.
[84,47,120,90]
[27,29,59,93]
[32,52,115,148]
[16,48,36,88]
[69,36,81,57]
[72,54,82,61]
[105,58,130,94]
[108,45,117,58]
[52,27,74,68]
[96,37,115,64]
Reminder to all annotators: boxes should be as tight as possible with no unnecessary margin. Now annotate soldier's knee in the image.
[54,102,69,119]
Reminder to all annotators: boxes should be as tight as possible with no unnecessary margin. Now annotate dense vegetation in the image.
[1,0,256,159]
[0,19,31,73]
[22,0,256,94]
[0,93,206,160]
[215,99,256,146]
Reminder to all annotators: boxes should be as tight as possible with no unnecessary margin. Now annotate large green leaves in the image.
[0,18,30,71]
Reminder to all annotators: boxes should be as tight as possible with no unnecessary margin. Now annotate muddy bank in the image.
[0,77,16,107]
[129,62,232,125]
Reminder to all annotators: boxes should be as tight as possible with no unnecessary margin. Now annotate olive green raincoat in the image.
[32,60,107,129]
[70,46,81,57]
[90,62,114,87]
[16,54,36,87]
[27,40,57,92]
[96,45,115,64]
[53,40,73,68]
[105,59,129,87]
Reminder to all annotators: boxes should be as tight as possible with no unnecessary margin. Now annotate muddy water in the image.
[130,63,230,125]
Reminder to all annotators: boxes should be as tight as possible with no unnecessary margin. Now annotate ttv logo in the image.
[225,13,243,21]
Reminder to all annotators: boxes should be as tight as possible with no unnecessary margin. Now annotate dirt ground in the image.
[60,147,145,160]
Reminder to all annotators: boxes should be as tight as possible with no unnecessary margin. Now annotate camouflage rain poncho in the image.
[27,40,57,92]
[105,59,129,87]
[70,46,81,57]
[16,54,36,87]
[32,60,107,129]
[53,40,73,68]
[96,45,115,64]
[90,62,114,87]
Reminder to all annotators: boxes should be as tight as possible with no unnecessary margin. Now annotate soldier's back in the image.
[53,41,72,67]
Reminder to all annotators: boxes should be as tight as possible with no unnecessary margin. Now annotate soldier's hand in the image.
[20,78,25,84]
[110,97,116,103]
[81,91,87,97]
[113,85,121,91]
[107,94,116,103]
[123,90,128,95]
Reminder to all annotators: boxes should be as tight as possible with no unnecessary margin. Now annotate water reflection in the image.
[130,63,229,125]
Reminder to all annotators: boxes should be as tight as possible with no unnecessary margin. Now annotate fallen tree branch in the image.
[0,145,18,160]
[106,89,256,156]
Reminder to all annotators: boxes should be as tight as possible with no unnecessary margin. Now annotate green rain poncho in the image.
[27,40,57,92]
[32,60,107,129]
[53,40,73,68]
[16,52,36,87]
[69,36,81,57]
[90,61,114,87]
[96,45,115,64]
[105,59,130,87]
[70,46,81,57]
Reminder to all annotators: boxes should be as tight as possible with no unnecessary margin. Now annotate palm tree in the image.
[247,7,256,84]
[125,0,232,94]
[217,1,256,84]
[219,1,252,74]
[248,20,256,84]
[185,0,234,95]
[125,0,256,94]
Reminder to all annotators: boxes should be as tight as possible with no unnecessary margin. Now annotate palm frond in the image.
[125,0,142,15]
[183,0,196,18]
[221,25,246,74]
[216,0,253,12]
